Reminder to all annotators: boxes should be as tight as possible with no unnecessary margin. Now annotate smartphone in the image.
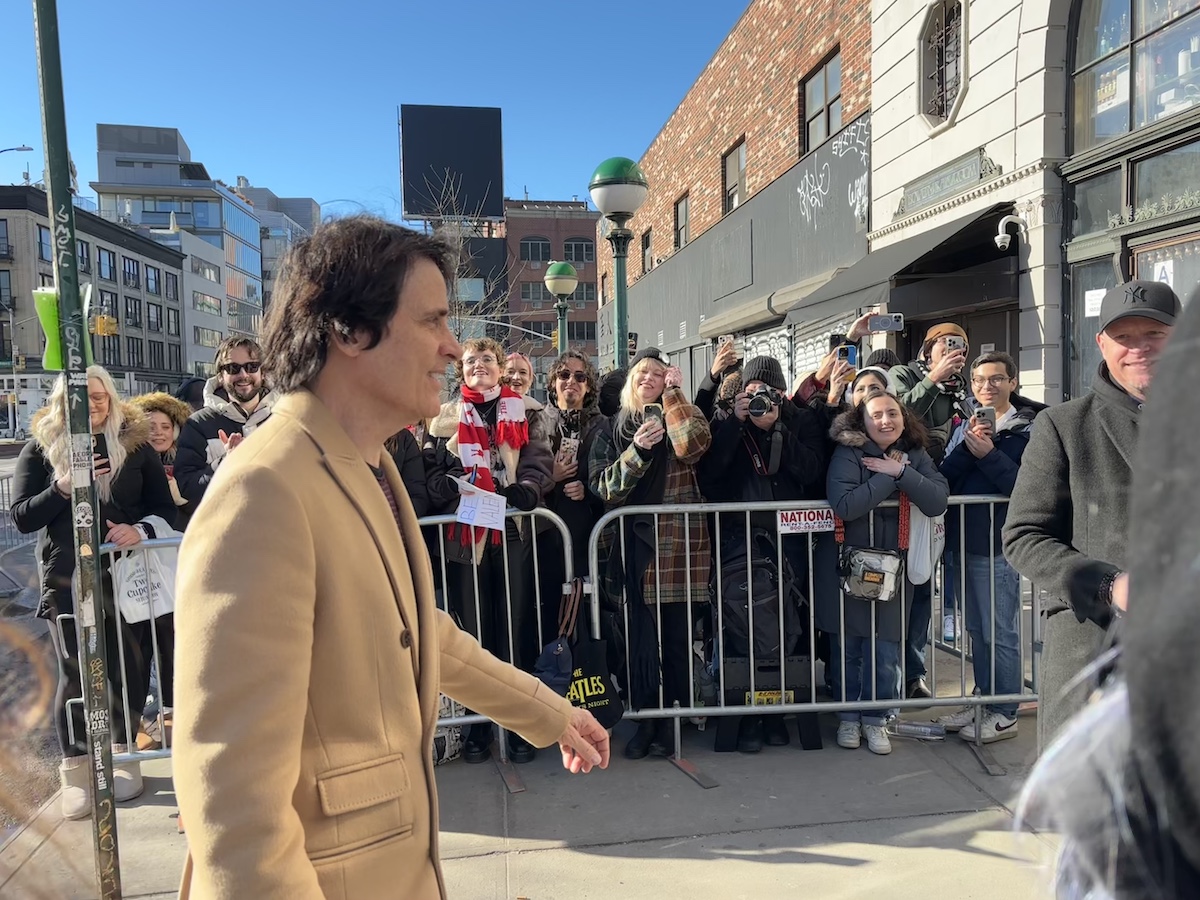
[642,403,664,425]
[836,345,858,367]
[829,333,847,352]
[163,464,175,479]
[974,406,996,431]
[718,333,735,347]
[946,335,967,353]
[867,313,905,332]
[557,437,580,467]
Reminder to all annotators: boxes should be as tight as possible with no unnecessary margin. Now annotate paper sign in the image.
[452,476,507,531]
[1084,289,1106,318]
[1154,259,1174,288]
[777,507,836,534]
[980,343,996,353]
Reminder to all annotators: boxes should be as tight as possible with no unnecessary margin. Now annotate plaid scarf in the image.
[452,383,529,546]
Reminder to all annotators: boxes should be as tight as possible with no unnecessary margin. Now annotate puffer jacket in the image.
[12,403,177,618]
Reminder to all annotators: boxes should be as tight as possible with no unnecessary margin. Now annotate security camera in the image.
[995,214,1024,252]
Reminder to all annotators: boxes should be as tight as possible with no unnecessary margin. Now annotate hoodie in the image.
[173,376,278,513]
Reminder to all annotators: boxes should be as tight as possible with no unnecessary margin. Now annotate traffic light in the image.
[550,329,559,347]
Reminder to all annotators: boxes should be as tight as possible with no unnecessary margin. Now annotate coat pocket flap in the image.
[317,753,410,817]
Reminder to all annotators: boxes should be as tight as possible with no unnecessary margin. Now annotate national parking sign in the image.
[777,507,835,534]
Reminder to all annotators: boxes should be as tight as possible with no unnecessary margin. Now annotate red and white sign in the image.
[777,507,835,534]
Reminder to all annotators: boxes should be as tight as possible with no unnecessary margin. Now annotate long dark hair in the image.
[843,390,931,452]
[547,349,599,409]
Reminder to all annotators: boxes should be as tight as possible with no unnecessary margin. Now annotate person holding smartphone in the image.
[936,352,1045,743]
[589,347,712,759]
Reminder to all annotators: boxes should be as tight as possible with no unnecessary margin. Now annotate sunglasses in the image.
[220,361,262,376]
[557,371,588,384]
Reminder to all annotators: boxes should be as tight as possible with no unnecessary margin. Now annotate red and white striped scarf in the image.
[453,384,529,546]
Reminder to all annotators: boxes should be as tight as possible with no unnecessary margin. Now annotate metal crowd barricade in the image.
[586,495,1041,776]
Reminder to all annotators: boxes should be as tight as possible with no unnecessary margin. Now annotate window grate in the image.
[927,2,962,119]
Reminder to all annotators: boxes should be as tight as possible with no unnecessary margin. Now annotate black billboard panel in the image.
[400,105,504,220]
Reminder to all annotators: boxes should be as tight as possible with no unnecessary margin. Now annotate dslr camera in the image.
[747,385,782,418]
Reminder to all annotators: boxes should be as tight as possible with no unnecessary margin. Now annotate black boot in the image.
[463,723,492,764]
[648,719,675,758]
[763,715,790,747]
[507,734,536,764]
[624,720,655,760]
[737,716,765,753]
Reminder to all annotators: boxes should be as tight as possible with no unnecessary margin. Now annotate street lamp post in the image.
[589,157,648,371]
[543,261,578,355]
[0,145,34,155]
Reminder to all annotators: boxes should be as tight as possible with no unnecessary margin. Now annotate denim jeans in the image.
[905,581,931,681]
[829,633,901,727]
[946,552,1021,718]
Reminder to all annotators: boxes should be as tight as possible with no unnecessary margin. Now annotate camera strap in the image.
[742,426,782,477]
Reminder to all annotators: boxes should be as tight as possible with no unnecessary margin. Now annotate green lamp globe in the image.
[543,261,578,298]
[588,157,649,218]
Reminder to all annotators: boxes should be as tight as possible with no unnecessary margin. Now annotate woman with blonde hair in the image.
[12,365,176,818]
[589,348,712,759]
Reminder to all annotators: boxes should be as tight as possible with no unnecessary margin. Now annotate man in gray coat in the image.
[1003,279,1180,748]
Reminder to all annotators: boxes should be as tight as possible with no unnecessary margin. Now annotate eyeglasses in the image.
[465,355,498,366]
[557,371,588,383]
[970,375,1012,388]
[220,361,262,376]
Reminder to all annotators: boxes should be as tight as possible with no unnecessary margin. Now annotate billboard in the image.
[400,105,504,220]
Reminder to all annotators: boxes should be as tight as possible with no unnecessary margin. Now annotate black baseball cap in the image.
[1098,279,1182,332]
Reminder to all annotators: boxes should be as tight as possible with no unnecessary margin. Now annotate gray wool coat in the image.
[823,412,950,643]
[1002,365,1137,746]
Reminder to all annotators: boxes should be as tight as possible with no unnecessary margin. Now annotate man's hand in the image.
[1111,572,1129,611]
[928,349,967,385]
[217,429,244,454]
[711,341,739,378]
[847,311,875,342]
[558,707,610,774]
[964,424,994,459]
[105,520,142,548]
[664,366,684,390]
[733,392,751,422]
[552,455,578,483]
[563,480,585,501]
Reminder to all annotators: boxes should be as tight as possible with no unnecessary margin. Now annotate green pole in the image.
[609,223,632,370]
[32,2,122,897]
[555,300,569,355]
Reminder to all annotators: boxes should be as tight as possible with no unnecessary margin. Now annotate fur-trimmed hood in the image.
[130,392,192,431]
[31,400,151,456]
[829,408,922,454]
[202,376,278,426]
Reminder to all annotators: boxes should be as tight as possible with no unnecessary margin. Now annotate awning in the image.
[698,266,847,338]
[784,204,1012,326]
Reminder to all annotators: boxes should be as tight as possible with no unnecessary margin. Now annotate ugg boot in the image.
[60,756,91,820]
[111,745,144,802]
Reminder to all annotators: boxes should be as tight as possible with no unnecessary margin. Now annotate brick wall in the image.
[597,0,871,303]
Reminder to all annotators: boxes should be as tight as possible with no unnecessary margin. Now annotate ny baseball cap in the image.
[1098,280,1182,333]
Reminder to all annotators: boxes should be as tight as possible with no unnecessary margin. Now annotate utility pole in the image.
[33,2,122,897]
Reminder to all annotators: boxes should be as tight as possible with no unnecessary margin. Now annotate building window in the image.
[126,337,144,367]
[191,257,221,282]
[641,229,653,274]
[194,326,223,348]
[193,291,222,316]
[919,3,967,131]
[98,248,116,281]
[570,282,597,305]
[1072,1,1200,152]
[39,273,54,288]
[147,302,163,333]
[38,225,52,262]
[122,257,140,288]
[0,220,8,258]
[164,271,178,300]
[99,289,118,319]
[148,340,165,370]
[100,335,121,367]
[520,282,555,305]
[125,296,142,328]
[567,321,597,342]
[564,238,595,264]
[519,237,552,262]
[77,240,91,273]
[722,141,746,214]
[674,195,690,249]
[802,52,843,154]
[0,271,11,309]
[145,265,160,295]
[168,343,182,372]
[166,307,180,336]
[601,273,608,305]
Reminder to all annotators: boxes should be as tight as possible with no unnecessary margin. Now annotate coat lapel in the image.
[1096,403,1139,472]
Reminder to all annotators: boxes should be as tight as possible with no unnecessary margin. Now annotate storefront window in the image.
[1134,137,1200,204]
[1071,168,1124,236]
[1134,232,1200,302]
[1069,259,1119,397]
[1073,1,1200,151]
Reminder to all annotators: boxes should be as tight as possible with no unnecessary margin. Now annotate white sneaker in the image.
[836,721,861,749]
[59,757,91,820]
[936,707,979,733]
[862,724,892,755]
[111,745,144,802]
[959,712,1018,744]
[942,614,960,642]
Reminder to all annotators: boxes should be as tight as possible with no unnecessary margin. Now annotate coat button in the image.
[400,629,413,649]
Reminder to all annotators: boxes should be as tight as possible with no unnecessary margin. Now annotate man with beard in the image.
[174,336,277,512]
[1004,279,1180,748]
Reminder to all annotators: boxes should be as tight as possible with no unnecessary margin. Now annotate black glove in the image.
[502,483,539,512]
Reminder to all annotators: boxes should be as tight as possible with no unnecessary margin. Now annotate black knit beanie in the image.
[740,356,786,392]
[598,369,627,418]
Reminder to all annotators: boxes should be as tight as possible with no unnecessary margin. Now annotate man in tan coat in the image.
[172,216,610,900]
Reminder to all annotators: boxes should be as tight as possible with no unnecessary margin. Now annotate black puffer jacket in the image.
[12,403,177,618]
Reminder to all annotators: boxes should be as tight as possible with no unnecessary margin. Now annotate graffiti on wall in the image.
[797,119,872,230]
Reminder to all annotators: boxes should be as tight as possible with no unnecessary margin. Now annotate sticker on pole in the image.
[777,507,835,534]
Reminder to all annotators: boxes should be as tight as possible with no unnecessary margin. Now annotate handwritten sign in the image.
[452,476,507,532]
[777,507,836,534]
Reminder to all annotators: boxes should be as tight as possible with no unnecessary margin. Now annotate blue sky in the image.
[0,0,748,220]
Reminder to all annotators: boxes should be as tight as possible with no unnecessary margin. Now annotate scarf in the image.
[452,384,529,547]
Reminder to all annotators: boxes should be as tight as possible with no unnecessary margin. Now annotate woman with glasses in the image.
[174,336,277,515]
[424,338,554,764]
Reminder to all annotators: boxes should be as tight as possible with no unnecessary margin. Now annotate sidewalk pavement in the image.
[0,709,1058,900]
[0,540,35,609]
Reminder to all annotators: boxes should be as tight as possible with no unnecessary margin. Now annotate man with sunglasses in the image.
[174,336,278,516]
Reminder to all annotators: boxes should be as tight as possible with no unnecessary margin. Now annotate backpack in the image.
[710,529,807,660]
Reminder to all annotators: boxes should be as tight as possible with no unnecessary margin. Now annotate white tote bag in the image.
[114,517,181,624]
[906,505,946,586]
